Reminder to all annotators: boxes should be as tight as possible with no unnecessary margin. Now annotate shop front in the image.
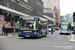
[0,5,30,33]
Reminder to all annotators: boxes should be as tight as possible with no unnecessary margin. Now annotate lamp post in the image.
[7,3,9,23]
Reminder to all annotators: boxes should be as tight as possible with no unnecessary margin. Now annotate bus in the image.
[18,16,48,38]
[59,22,71,34]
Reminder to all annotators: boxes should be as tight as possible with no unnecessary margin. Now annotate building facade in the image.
[53,10,58,25]
[0,0,43,16]
[42,0,60,25]
[66,14,73,26]
[0,0,43,33]
[43,9,54,24]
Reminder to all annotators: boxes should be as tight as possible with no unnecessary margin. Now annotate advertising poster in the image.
[0,15,4,34]
[0,21,3,34]
[0,25,2,34]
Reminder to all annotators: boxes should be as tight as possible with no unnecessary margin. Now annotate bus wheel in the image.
[60,33,62,35]
[23,36,26,38]
[44,32,47,37]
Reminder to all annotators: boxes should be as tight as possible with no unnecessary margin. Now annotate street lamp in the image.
[7,3,9,23]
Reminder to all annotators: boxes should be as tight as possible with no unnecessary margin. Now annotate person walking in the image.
[2,25,5,35]
[51,26,54,34]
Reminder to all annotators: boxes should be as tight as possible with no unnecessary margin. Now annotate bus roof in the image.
[19,16,48,22]
[60,22,70,24]
[19,16,41,18]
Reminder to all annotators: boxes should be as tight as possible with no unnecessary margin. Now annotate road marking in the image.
[67,33,72,38]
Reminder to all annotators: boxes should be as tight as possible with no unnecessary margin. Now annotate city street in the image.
[0,30,75,50]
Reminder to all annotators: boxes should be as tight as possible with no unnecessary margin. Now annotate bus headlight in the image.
[19,32,21,34]
[34,32,36,34]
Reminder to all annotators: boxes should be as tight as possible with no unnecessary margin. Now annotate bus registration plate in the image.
[25,36,30,37]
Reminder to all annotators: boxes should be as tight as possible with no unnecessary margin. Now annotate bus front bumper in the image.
[18,32,38,37]
[60,30,71,34]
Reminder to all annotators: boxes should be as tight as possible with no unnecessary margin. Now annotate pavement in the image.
[0,32,18,38]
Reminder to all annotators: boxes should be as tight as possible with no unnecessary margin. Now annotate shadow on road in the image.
[60,33,70,35]
[19,36,48,39]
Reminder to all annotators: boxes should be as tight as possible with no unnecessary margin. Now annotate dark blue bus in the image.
[18,16,48,38]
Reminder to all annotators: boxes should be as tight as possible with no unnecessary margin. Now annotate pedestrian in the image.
[2,25,5,35]
[51,26,54,34]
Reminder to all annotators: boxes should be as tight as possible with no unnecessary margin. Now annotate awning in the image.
[0,5,30,16]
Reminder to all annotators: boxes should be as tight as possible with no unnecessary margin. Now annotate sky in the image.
[60,0,75,16]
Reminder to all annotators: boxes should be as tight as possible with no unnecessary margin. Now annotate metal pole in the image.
[7,3,9,23]
[14,18,15,33]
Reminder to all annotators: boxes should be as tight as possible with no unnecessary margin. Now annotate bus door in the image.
[42,22,47,36]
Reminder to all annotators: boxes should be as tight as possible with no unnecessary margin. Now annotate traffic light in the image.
[5,17,8,21]
[73,13,75,22]
[5,13,11,21]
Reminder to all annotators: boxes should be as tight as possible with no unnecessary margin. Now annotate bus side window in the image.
[22,22,24,26]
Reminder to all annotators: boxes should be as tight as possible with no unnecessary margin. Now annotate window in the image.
[45,1,47,8]
[37,1,43,8]
[11,0,33,11]
[37,11,43,16]
[15,0,19,3]
[24,0,28,3]
[42,1,44,7]
[20,20,35,30]
[55,0,57,8]
[48,1,50,8]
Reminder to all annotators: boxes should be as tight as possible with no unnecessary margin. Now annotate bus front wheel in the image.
[44,31,47,37]
[23,36,26,38]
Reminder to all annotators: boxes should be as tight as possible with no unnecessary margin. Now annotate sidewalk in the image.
[8,32,18,36]
[0,33,18,38]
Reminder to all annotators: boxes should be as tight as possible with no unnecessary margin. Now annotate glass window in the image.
[24,0,28,3]
[42,22,47,29]
[61,24,68,30]
[48,1,50,8]
[55,0,57,8]
[45,1,47,8]
[19,20,36,30]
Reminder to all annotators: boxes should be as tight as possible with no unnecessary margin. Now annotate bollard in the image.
[69,31,75,42]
